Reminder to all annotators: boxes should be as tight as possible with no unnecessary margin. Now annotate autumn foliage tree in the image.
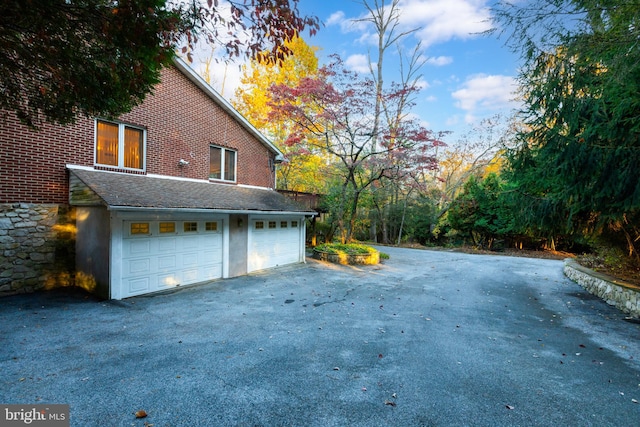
[233,36,329,192]
[0,0,319,128]
[269,57,442,242]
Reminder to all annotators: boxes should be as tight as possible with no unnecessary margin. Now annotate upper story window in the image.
[210,145,236,182]
[95,119,145,171]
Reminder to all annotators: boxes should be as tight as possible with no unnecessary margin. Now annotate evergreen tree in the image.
[494,0,640,257]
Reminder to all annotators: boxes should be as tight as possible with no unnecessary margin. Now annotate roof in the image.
[68,167,316,215]
[171,57,284,162]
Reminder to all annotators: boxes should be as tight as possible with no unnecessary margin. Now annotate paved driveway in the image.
[1,247,639,426]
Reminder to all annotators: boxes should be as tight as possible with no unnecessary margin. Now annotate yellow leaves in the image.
[482,153,505,177]
[234,35,326,193]
[234,35,319,116]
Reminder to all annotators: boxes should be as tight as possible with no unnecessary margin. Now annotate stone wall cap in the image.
[564,258,640,292]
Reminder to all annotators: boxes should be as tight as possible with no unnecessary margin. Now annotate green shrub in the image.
[314,243,377,255]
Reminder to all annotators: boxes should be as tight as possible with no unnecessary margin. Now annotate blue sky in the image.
[197,0,522,142]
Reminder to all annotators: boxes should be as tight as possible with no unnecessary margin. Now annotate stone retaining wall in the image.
[0,203,75,296]
[564,259,640,318]
[313,249,380,265]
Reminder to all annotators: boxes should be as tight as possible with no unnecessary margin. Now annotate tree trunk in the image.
[346,189,361,242]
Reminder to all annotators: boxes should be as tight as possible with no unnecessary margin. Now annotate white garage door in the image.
[120,220,223,298]
[248,218,302,272]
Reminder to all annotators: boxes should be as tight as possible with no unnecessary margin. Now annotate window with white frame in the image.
[95,119,145,170]
[210,145,236,182]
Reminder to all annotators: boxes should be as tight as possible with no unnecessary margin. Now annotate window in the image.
[95,120,145,170]
[159,222,175,233]
[131,223,149,235]
[291,221,298,228]
[205,222,218,231]
[210,146,236,182]
[184,222,198,232]
[268,221,276,229]
[255,221,264,230]
[281,221,288,228]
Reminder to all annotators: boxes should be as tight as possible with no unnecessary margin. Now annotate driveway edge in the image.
[564,258,640,318]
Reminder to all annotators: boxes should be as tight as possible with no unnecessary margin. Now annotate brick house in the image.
[0,58,315,299]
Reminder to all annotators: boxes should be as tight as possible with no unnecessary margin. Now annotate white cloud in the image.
[446,115,460,126]
[326,11,346,26]
[415,77,430,90]
[398,0,493,47]
[426,56,453,66]
[451,74,518,121]
[345,54,372,74]
[327,9,369,33]
[325,1,493,55]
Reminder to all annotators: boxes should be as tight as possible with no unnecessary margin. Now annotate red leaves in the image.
[172,0,319,65]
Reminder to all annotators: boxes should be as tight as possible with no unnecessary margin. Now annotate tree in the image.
[269,56,441,242]
[433,115,510,219]
[494,0,640,257]
[353,0,428,244]
[447,173,516,250]
[0,0,319,128]
[233,36,328,192]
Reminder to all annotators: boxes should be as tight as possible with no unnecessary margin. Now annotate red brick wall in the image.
[0,65,277,204]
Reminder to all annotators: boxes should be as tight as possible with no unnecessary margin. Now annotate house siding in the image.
[0,66,277,206]
[117,66,277,187]
[0,63,280,296]
[0,115,93,205]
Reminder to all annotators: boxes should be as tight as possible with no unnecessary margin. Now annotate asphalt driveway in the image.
[1,247,639,426]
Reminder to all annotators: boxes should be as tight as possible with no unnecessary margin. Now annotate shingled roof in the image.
[68,167,315,214]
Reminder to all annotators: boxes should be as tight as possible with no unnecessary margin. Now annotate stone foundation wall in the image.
[564,259,640,318]
[0,203,75,296]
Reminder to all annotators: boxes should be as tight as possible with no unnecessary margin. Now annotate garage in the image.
[69,168,315,300]
[120,219,223,298]
[248,217,304,272]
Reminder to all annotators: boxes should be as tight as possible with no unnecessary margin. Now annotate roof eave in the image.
[108,205,317,217]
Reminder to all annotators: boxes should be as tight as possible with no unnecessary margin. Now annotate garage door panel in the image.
[182,268,199,283]
[158,237,177,252]
[125,239,151,257]
[201,264,222,281]
[248,218,302,272]
[128,277,150,293]
[201,249,222,265]
[125,257,152,276]
[121,220,223,298]
[158,273,180,288]
[182,235,200,249]
[181,252,199,267]
[157,255,177,272]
